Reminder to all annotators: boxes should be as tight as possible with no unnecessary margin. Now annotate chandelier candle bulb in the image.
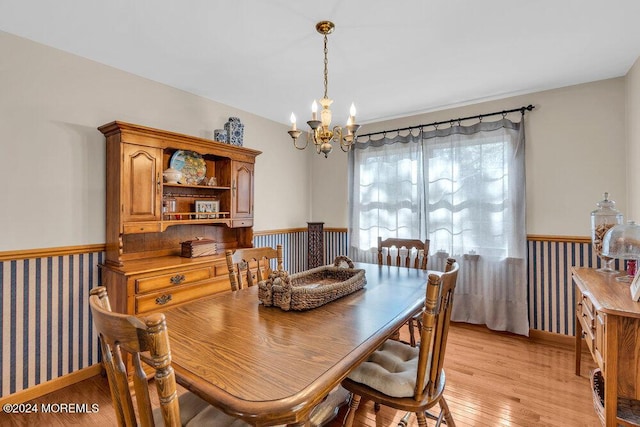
[290,113,297,131]
[312,101,318,120]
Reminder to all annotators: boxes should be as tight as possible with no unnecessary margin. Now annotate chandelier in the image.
[288,21,360,158]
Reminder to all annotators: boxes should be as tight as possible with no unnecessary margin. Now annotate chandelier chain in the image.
[323,33,329,99]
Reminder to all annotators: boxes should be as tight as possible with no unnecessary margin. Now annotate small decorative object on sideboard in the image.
[630,271,640,301]
[591,192,623,273]
[181,237,217,258]
[162,167,182,184]
[214,129,227,143]
[225,117,244,146]
[170,150,206,184]
[194,200,219,219]
[602,220,640,283]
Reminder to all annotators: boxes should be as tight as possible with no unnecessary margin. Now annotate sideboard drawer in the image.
[136,266,213,294]
[577,291,595,354]
[136,279,228,313]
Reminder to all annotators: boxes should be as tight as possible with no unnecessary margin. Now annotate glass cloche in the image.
[591,192,623,273]
[602,220,640,259]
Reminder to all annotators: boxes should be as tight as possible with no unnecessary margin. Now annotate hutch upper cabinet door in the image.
[122,143,162,223]
[232,161,254,220]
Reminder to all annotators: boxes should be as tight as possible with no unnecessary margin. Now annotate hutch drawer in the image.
[135,278,228,313]
[135,266,213,293]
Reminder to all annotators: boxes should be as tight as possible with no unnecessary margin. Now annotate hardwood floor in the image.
[0,323,600,426]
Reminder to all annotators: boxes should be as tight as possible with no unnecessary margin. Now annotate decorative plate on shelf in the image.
[169,150,206,184]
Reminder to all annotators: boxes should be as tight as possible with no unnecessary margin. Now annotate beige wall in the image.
[0,31,311,251]
[1,30,636,251]
[311,78,629,237]
[627,57,640,220]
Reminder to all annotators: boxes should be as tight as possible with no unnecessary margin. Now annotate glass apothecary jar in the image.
[591,192,623,273]
[163,196,177,220]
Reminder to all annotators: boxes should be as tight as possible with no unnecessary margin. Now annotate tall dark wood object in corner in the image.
[307,222,325,269]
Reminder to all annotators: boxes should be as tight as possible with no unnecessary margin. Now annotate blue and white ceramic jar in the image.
[214,129,227,143]
[225,117,244,146]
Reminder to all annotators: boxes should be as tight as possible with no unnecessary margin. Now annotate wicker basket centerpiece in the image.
[258,256,366,311]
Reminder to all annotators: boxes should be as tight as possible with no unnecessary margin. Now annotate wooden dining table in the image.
[159,262,435,426]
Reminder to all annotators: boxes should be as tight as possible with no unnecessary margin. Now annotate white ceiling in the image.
[2,1,640,126]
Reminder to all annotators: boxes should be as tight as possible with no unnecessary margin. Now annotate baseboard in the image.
[0,364,103,405]
[451,321,584,350]
[528,328,573,346]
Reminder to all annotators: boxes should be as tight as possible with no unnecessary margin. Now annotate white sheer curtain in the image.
[348,118,529,336]
[348,132,426,264]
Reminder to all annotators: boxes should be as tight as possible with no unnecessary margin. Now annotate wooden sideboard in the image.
[98,121,261,317]
[573,267,640,426]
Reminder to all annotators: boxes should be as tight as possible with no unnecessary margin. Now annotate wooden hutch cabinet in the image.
[99,121,261,317]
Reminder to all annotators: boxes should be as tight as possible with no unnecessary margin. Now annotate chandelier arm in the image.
[293,135,309,150]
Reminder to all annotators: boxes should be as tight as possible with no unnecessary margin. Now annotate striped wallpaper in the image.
[1,252,103,397]
[0,231,614,397]
[527,239,619,335]
[254,229,349,273]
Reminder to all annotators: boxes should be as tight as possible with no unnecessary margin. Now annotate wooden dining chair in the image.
[341,259,459,427]
[89,286,250,426]
[378,237,430,347]
[377,237,429,270]
[225,245,284,291]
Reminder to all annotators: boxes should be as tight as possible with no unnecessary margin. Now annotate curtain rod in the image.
[356,104,535,139]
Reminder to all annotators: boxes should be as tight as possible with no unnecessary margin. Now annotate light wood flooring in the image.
[0,323,600,427]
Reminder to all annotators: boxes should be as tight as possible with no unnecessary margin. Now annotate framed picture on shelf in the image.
[630,269,640,301]
[195,200,219,219]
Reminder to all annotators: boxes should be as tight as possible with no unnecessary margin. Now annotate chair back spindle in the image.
[377,237,429,270]
[225,245,284,291]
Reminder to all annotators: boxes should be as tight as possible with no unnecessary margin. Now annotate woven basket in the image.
[258,256,366,311]
[591,368,640,426]
[591,369,605,426]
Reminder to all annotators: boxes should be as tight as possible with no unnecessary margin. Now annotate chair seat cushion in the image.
[346,339,421,398]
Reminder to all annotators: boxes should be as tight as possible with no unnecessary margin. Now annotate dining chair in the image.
[89,286,249,426]
[377,237,429,270]
[225,245,284,291]
[341,259,459,427]
[377,237,430,347]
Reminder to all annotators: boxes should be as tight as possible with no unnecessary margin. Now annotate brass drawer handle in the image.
[155,294,172,305]
[170,274,186,285]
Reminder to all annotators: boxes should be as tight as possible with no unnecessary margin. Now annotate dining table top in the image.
[160,262,435,426]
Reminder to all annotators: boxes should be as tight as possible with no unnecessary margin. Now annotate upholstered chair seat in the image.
[347,339,422,398]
